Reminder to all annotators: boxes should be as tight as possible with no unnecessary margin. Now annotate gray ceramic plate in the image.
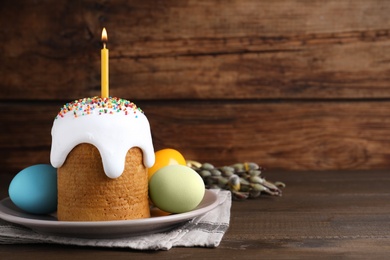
[0,190,218,238]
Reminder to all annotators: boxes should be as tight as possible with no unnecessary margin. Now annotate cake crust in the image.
[57,144,150,221]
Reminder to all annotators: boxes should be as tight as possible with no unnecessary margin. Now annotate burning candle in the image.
[101,28,109,98]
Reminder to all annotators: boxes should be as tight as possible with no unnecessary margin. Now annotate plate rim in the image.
[0,190,219,232]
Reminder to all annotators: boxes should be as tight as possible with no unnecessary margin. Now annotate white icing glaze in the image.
[50,97,155,179]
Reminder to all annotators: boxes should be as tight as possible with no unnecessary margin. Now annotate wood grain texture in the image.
[2,101,390,175]
[1,170,390,258]
[1,0,390,100]
[1,0,390,173]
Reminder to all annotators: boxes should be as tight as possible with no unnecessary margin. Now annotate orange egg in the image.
[148,148,186,181]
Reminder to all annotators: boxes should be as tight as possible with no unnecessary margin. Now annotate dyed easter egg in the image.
[148,148,186,181]
[8,164,57,214]
[149,165,205,213]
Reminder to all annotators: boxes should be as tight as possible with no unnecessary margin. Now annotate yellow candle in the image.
[101,28,109,98]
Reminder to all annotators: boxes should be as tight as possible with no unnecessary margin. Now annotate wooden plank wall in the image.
[1,0,390,176]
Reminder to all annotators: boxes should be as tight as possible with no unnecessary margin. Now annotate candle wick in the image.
[103,42,107,49]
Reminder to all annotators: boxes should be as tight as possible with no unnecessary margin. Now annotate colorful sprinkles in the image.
[55,97,143,119]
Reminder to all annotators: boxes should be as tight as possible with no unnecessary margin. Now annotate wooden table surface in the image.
[0,170,389,259]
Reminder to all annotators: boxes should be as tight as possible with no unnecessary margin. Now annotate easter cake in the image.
[50,97,155,221]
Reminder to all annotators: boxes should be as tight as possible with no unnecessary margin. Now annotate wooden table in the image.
[0,170,389,259]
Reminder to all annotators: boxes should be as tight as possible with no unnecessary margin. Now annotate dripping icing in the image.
[50,97,155,179]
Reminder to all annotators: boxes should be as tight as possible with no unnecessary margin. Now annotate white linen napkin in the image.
[0,190,231,250]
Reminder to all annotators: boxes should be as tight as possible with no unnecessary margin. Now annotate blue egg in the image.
[9,164,57,214]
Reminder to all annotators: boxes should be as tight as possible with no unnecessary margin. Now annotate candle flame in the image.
[102,28,108,43]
